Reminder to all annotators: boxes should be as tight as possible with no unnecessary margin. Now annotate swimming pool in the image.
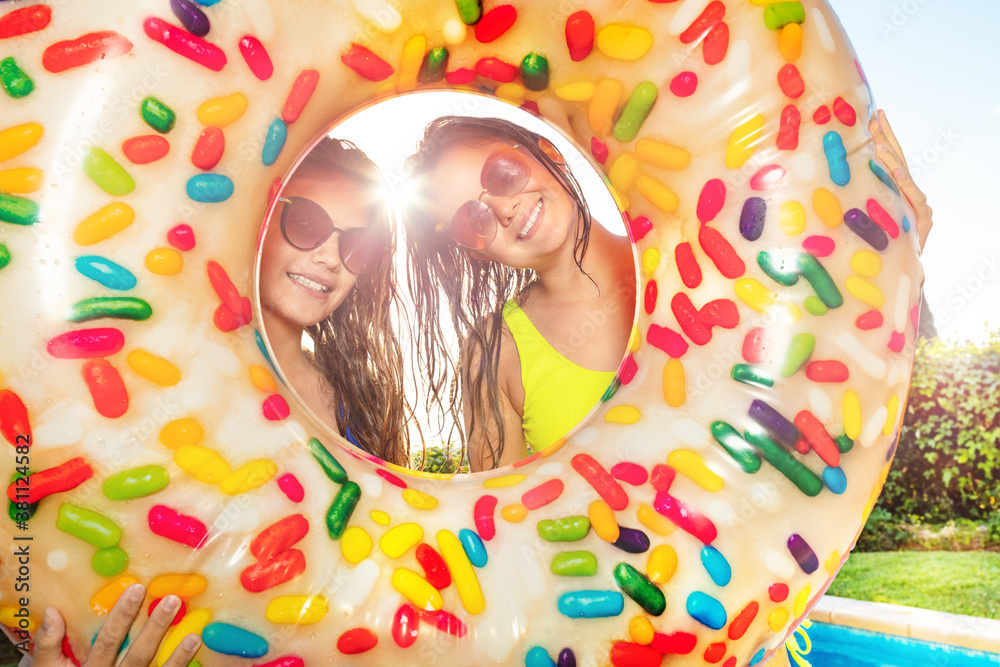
[805,621,1000,667]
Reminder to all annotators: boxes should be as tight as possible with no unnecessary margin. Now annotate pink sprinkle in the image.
[627,215,652,241]
[910,304,920,330]
[670,71,697,97]
[474,495,498,540]
[591,137,608,164]
[802,235,835,257]
[742,327,767,363]
[521,479,564,510]
[749,164,785,191]
[277,473,304,503]
[888,331,906,353]
[47,328,124,359]
[856,310,884,330]
[696,179,726,223]
[867,198,900,239]
[262,395,290,421]
[148,505,208,548]
[239,35,273,80]
[647,324,689,358]
[618,354,638,385]
[167,224,195,251]
[610,462,648,486]
[282,70,319,124]
[377,468,407,488]
[650,464,676,492]
[143,16,227,72]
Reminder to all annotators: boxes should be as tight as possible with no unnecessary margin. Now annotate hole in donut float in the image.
[255,92,638,473]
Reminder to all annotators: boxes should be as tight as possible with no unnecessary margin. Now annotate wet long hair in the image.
[292,137,410,465]
[404,116,593,469]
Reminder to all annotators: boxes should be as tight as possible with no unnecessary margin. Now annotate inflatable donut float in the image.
[0,1,922,665]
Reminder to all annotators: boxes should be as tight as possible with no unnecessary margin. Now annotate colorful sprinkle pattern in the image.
[0,1,920,665]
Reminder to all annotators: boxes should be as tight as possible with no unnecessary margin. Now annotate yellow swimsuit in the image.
[502,300,617,451]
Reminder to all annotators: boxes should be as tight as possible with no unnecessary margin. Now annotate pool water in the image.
[805,621,1000,667]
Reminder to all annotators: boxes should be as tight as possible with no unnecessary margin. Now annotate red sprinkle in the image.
[82,359,128,418]
[742,327,768,363]
[239,35,273,80]
[651,631,697,654]
[415,543,451,589]
[207,261,243,314]
[42,30,134,73]
[610,642,661,667]
[251,514,308,561]
[703,22,729,65]
[47,328,125,359]
[806,360,849,382]
[475,4,516,43]
[277,473,304,503]
[647,324,689,358]
[0,5,51,39]
[240,549,306,592]
[833,96,857,126]
[444,67,476,85]
[0,389,30,447]
[675,242,702,289]
[375,469,406,489]
[521,479,564,510]
[191,126,225,170]
[777,104,801,150]
[802,235,835,257]
[391,605,419,648]
[650,464,676,492]
[475,57,517,82]
[704,642,727,663]
[769,582,789,602]
[417,609,467,637]
[148,505,208,548]
[698,226,745,278]
[888,331,906,353]
[728,601,759,640]
[341,43,393,81]
[262,395,290,421]
[474,495,498,540]
[813,105,831,124]
[148,597,187,625]
[644,280,657,315]
[337,628,377,655]
[213,299,252,332]
[680,1,725,44]
[167,224,195,251]
[653,491,717,543]
[610,462,648,486]
[6,457,93,504]
[565,11,595,61]
[867,198,899,239]
[910,303,920,330]
[672,293,711,346]
[777,63,804,99]
[627,215,652,242]
[697,179,726,223]
[794,410,841,467]
[282,70,319,124]
[856,310,884,330]
[61,637,80,667]
[143,17,226,72]
[698,298,739,330]
[793,438,811,456]
[618,354,638,385]
[254,658,303,667]
[571,453,628,511]
[591,137,608,164]
[670,71,698,97]
[122,135,170,165]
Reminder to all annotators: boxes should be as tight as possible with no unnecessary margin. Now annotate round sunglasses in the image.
[278,196,389,275]
[448,139,564,250]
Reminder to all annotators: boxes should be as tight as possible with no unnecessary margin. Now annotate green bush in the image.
[410,442,469,474]
[876,333,1000,523]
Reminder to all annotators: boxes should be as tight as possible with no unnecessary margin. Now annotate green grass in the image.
[827,550,1000,619]
[1,638,21,667]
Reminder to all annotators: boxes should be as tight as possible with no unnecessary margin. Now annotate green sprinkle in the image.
[67,297,152,323]
[0,57,34,98]
[0,244,10,271]
[455,0,482,25]
[804,296,828,316]
[764,2,806,30]
[836,434,854,453]
[419,47,449,83]
[325,481,361,539]
[0,192,39,226]
[521,53,549,91]
[757,250,799,286]
[743,430,823,497]
[306,437,348,484]
[103,466,169,500]
[551,551,598,576]
[613,81,658,143]
[141,96,176,133]
[798,254,843,308]
[780,332,815,378]
[600,378,621,402]
[710,421,761,473]
[83,148,135,196]
[92,546,129,577]
[731,364,774,389]
[7,471,37,522]
[537,516,590,542]
[57,503,122,548]
[613,562,666,616]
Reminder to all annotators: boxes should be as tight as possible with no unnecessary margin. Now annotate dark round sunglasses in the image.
[278,196,389,275]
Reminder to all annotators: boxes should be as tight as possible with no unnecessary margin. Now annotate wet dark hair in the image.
[404,116,593,468]
[287,137,410,465]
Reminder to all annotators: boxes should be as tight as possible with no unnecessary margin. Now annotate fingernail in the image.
[40,608,55,632]
[893,167,907,179]
[127,584,146,601]
[161,595,180,612]
[182,634,201,651]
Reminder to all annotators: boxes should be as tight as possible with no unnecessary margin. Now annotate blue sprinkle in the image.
[192,0,221,5]
[700,546,732,586]
[525,646,556,667]
[823,131,850,186]
[458,527,488,567]
[557,591,624,619]
[902,215,911,233]
[75,255,137,291]
[750,648,766,665]
[186,173,233,203]
[686,591,727,629]
[868,159,900,196]
[201,622,268,658]
[823,466,847,494]
[262,118,288,167]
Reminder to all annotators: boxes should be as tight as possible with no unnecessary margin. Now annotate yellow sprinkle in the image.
[370,510,390,525]
[641,248,660,277]
[174,445,233,485]
[219,459,277,495]
[768,607,790,632]
[0,167,43,193]
[646,545,678,585]
[0,605,37,632]
[779,23,803,61]
[265,596,328,625]
[663,358,685,407]
[389,461,447,480]
[668,449,723,492]
[588,499,620,543]
[637,502,676,537]
[589,79,624,136]
[73,203,134,246]
[402,488,438,510]
[396,33,426,92]
[554,81,595,102]
[392,568,443,611]
[146,247,184,276]
[158,608,210,667]
[608,152,639,195]
[341,526,373,564]
[127,349,181,386]
[501,503,527,522]
[605,405,640,424]
[483,474,526,488]
[883,394,899,436]
[824,550,841,576]
[380,523,424,559]
[845,275,885,309]
[495,82,527,103]
[159,418,204,450]
[635,138,690,170]
[813,188,842,227]
[843,389,862,440]
[851,250,882,277]
[91,575,140,614]
[779,201,806,236]
[0,122,43,162]
[628,326,641,354]
[636,174,679,212]
[629,616,655,645]
[436,530,484,614]
[794,586,811,617]
[148,573,207,599]
[596,24,654,60]
[249,364,277,393]
[725,114,765,169]
[734,279,801,321]
[197,93,248,127]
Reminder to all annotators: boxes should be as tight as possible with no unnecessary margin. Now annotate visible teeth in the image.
[518,200,543,240]
[289,273,329,292]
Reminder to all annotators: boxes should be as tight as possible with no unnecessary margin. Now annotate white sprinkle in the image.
[668,418,712,451]
[535,462,565,477]
[352,0,402,33]
[670,0,713,36]
[860,406,888,448]
[359,473,383,499]
[766,550,796,579]
[812,7,836,53]
[895,274,911,332]
[332,558,380,613]
[47,550,69,571]
[833,332,886,379]
[571,426,599,448]
[809,388,834,424]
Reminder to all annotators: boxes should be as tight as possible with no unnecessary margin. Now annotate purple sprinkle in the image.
[170,0,211,37]
[557,648,576,667]
[612,526,650,554]
[843,208,888,251]
[740,197,767,241]
[748,400,800,449]
[788,533,819,574]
